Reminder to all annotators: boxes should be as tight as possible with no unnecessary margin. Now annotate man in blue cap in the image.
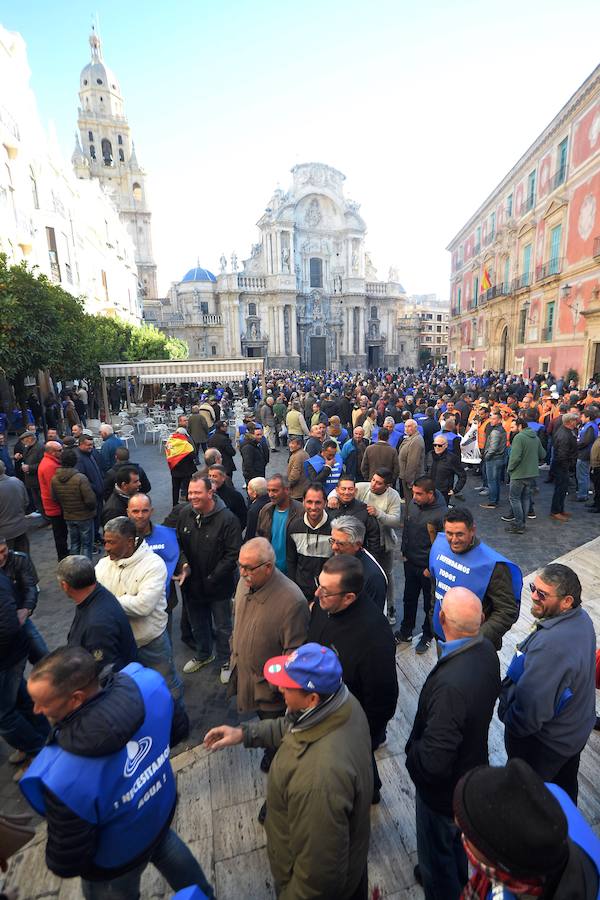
[204,643,373,900]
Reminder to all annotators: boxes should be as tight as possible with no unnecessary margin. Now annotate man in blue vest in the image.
[429,507,522,650]
[21,646,214,899]
[304,440,343,496]
[576,407,599,501]
[498,564,596,804]
[454,759,600,898]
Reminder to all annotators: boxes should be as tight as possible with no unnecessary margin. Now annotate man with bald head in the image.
[38,441,69,559]
[229,537,309,772]
[405,586,501,900]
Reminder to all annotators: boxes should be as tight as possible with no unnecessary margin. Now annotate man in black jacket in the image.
[329,516,388,611]
[103,447,151,500]
[0,568,49,778]
[101,465,141,527]
[22,646,214,897]
[421,407,439,470]
[405,586,500,900]
[176,474,242,681]
[58,555,137,672]
[240,423,269,484]
[307,555,398,804]
[0,538,48,663]
[207,420,237,477]
[430,435,467,503]
[207,464,247,531]
[550,413,579,520]
[396,476,447,654]
[244,477,270,542]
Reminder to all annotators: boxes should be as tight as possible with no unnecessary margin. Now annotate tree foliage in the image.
[0,255,189,392]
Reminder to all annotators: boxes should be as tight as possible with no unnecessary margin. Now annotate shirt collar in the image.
[440,636,472,658]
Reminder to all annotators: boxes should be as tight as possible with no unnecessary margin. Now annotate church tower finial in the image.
[89,26,103,62]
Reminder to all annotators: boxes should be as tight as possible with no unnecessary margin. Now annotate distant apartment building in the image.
[407,294,449,363]
[447,64,600,382]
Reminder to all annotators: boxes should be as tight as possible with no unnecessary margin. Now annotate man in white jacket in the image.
[95,516,189,743]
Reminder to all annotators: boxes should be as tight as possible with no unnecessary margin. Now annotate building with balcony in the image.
[447,64,600,382]
[145,162,419,370]
[407,294,449,364]
[0,25,140,323]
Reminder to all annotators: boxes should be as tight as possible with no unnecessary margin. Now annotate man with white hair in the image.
[245,477,270,541]
[98,424,124,474]
[405,586,500,899]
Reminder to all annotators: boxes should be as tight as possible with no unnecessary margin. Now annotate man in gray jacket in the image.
[398,420,425,502]
[0,461,30,552]
[499,563,596,803]
[480,412,506,509]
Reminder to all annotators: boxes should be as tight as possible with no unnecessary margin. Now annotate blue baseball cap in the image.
[263,643,342,695]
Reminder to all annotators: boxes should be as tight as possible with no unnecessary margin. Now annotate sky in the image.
[4,0,600,299]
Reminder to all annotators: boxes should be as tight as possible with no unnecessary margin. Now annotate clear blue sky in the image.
[4,0,600,297]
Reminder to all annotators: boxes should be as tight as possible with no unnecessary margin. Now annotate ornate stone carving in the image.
[305,198,321,227]
[281,246,290,272]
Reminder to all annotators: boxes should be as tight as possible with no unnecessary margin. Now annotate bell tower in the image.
[73,29,158,300]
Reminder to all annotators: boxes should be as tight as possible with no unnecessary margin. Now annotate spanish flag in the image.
[481,267,492,291]
[165,433,194,470]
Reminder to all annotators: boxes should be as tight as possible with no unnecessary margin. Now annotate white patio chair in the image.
[118,424,137,449]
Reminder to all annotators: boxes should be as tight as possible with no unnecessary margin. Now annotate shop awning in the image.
[99,358,264,382]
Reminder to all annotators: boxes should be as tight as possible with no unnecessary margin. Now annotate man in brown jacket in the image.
[229,537,309,772]
[398,420,425,503]
[361,427,400,483]
[51,448,97,560]
[287,435,309,500]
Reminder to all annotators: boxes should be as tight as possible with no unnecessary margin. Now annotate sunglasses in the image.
[529,582,550,601]
[433,443,446,447]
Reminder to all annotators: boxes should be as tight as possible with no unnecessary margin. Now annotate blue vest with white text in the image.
[305,452,344,495]
[145,524,179,587]
[429,534,522,641]
[20,663,176,870]
[371,425,402,449]
[434,430,461,450]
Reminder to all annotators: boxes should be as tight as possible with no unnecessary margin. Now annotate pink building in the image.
[447,64,600,383]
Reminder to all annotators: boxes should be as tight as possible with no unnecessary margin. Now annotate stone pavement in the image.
[1,433,600,893]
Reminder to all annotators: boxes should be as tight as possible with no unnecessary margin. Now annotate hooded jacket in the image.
[507,427,546,480]
[51,467,97,521]
[95,540,168,647]
[176,497,242,603]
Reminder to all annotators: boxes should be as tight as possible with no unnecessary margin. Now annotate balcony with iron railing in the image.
[483,231,495,246]
[593,236,600,258]
[549,167,566,192]
[541,326,554,342]
[473,242,481,255]
[535,258,562,281]
[521,194,535,214]
[512,272,532,291]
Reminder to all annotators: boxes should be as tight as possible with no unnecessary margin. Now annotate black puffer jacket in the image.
[40,670,173,881]
[176,497,242,603]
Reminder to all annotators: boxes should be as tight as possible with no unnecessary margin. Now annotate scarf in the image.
[461,835,544,899]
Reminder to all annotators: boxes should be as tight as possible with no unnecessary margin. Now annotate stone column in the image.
[291,305,298,356]
[279,306,286,356]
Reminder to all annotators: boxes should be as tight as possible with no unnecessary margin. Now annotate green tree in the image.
[0,254,87,410]
[164,335,189,359]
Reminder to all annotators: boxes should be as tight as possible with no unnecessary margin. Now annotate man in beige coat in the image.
[398,420,425,504]
[229,538,309,772]
[287,435,309,500]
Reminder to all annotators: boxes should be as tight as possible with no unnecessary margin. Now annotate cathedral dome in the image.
[80,31,121,95]
[181,266,217,284]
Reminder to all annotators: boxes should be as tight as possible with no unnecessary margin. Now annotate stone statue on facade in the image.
[219,253,227,273]
[388,265,400,282]
[250,323,258,340]
[351,251,359,273]
[281,246,290,272]
[305,198,322,227]
[231,252,238,272]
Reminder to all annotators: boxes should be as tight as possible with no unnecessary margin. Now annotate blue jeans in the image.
[67,518,95,560]
[185,596,232,665]
[415,791,467,900]
[484,457,503,505]
[137,629,188,742]
[0,657,50,754]
[81,828,214,899]
[508,477,535,527]
[576,458,590,500]
[24,617,49,663]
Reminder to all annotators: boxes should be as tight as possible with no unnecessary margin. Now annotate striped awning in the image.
[99,358,264,383]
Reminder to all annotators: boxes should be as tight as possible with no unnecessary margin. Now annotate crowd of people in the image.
[0,364,599,900]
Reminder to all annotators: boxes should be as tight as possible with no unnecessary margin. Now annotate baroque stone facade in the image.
[145,163,419,370]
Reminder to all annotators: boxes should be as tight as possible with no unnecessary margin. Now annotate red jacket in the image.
[38,452,62,516]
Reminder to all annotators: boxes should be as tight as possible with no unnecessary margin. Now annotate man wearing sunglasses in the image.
[498,564,596,803]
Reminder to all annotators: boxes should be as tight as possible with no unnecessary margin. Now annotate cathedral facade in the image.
[146,163,419,370]
[72,31,158,301]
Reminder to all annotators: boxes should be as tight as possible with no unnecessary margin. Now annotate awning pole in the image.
[102,375,111,426]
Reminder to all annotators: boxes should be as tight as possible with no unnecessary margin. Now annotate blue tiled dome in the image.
[181,266,217,283]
